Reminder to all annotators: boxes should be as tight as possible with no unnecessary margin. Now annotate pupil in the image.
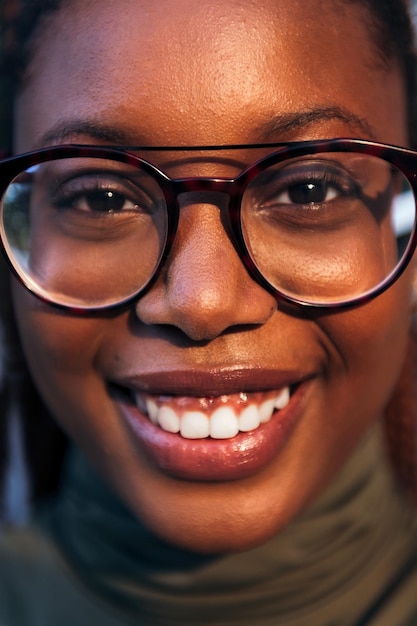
[288,181,327,204]
[89,190,124,212]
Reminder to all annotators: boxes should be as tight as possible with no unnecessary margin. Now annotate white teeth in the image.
[180,411,210,439]
[146,398,159,424]
[135,387,291,440]
[239,404,260,432]
[259,398,276,424]
[274,387,290,409]
[210,407,239,439]
[158,406,180,433]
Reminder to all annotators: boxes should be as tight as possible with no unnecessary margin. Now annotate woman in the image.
[0,0,417,623]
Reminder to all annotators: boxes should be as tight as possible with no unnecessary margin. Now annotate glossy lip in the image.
[112,368,315,482]
[112,367,311,396]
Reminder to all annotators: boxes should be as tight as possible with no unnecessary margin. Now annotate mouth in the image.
[109,370,312,482]
[115,386,291,440]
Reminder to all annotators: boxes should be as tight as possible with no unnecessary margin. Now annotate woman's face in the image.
[12,0,414,552]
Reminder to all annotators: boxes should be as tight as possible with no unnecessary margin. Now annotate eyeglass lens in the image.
[0,151,415,307]
[241,152,415,304]
[1,158,169,307]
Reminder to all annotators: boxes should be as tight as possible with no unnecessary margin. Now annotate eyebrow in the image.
[35,105,376,149]
[36,120,136,148]
[256,106,377,141]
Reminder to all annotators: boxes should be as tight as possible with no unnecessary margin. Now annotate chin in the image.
[155,520,279,555]
[133,487,291,555]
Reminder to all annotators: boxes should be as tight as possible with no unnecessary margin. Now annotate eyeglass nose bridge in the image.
[162,175,243,241]
[153,175,250,284]
[168,176,238,199]
[169,177,238,221]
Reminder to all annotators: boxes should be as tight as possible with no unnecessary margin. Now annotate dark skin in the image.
[11,0,415,553]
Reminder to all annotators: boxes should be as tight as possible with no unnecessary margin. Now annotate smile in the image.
[111,370,312,481]
[134,388,291,439]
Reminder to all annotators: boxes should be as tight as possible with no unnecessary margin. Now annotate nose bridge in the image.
[135,180,276,341]
[173,186,241,282]
[171,188,240,304]
[172,179,238,254]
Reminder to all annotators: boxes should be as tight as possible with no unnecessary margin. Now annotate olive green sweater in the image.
[1,426,417,626]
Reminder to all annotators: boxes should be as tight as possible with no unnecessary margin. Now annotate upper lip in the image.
[110,367,315,396]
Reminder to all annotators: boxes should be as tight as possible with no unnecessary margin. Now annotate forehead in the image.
[16,0,406,149]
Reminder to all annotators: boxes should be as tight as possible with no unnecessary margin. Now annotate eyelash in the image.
[52,177,152,216]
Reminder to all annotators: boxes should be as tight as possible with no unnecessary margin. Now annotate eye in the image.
[54,178,147,215]
[60,188,137,213]
[278,179,339,205]
[242,158,368,236]
[41,168,167,242]
[257,162,361,211]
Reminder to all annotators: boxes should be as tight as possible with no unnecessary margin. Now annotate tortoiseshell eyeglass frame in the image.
[0,137,416,314]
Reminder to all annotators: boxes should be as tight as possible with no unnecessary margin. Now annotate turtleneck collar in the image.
[40,425,417,626]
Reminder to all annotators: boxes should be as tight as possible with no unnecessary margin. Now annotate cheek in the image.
[15,309,98,378]
[11,281,110,429]
[10,288,139,488]
[321,272,413,423]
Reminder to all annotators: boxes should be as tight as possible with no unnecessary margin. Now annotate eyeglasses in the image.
[0,138,416,312]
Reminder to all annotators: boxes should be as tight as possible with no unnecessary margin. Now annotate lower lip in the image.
[118,382,311,482]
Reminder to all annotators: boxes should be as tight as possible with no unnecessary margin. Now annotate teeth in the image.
[259,398,276,424]
[146,399,159,425]
[135,387,291,440]
[181,411,210,439]
[274,387,290,409]
[158,406,180,433]
[239,404,260,432]
[210,407,239,439]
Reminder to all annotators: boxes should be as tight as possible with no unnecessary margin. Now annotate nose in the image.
[135,192,277,341]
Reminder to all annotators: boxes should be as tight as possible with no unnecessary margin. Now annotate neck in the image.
[40,424,416,625]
